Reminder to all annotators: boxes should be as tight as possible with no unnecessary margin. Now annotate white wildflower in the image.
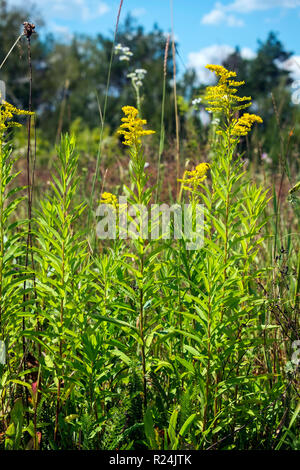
[192,97,202,107]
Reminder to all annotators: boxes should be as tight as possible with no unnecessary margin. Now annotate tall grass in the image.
[0,43,299,452]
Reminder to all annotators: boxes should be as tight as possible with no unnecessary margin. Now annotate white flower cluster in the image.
[211,118,220,126]
[127,69,147,88]
[115,43,133,62]
[192,97,202,107]
[261,152,272,165]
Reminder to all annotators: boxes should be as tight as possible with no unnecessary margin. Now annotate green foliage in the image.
[0,121,298,450]
[4,398,23,450]
[0,4,299,450]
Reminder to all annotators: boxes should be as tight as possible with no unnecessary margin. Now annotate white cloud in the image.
[226,15,244,27]
[202,6,244,27]
[131,8,147,18]
[202,0,300,27]
[7,0,110,22]
[202,7,225,25]
[49,22,74,41]
[227,0,300,13]
[96,2,110,17]
[188,44,256,83]
[280,56,300,80]
[240,47,256,60]
[188,45,234,83]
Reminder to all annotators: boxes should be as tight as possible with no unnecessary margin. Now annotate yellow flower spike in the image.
[0,99,34,135]
[228,80,245,87]
[206,64,237,81]
[178,162,210,192]
[203,64,263,140]
[100,192,118,207]
[231,113,263,137]
[204,64,252,114]
[195,162,210,175]
[118,105,155,147]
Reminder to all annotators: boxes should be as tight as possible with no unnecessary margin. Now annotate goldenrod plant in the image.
[0,98,34,449]
[176,65,270,439]
[117,106,156,410]
[0,63,299,451]
[0,99,32,339]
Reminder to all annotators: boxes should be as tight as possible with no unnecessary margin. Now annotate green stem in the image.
[0,137,3,338]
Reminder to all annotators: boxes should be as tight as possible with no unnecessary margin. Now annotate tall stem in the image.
[22,35,34,423]
[203,295,211,432]
[139,254,147,409]
[156,35,169,203]
[170,0,180,197]
[89,0,124,234]
[0,137,3,338]
[54,172,66,442]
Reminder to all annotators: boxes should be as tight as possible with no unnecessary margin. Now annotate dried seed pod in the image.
[23,22,36,39]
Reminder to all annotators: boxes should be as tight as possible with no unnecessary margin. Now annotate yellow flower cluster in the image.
[118,106,155,147]
[100,192,118,207]
[231,113,263,137]
[201,65,263,138]
[206,64,237,80]
[0,99,34,133]
[204,64,252,114]
[178,162,210,192]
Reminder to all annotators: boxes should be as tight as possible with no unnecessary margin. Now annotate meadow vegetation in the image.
[0,1,299,450]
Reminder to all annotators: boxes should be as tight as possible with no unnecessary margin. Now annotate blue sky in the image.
[7,0,300,82]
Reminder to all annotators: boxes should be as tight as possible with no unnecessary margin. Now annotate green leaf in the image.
[144,408,156,449]
[179,413,197,439]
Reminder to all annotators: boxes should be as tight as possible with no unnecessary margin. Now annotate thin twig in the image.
[170,0,180,198]
[88,0,124,233]
[155,34,170,203]
[0,34,23,70]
